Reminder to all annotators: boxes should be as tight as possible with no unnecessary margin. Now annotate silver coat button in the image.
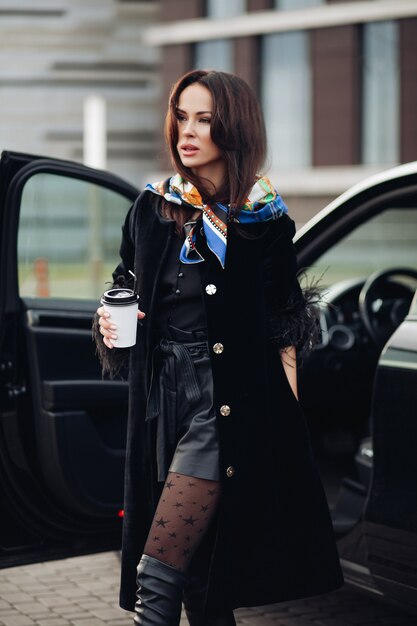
[220,405,231,416]
[226,466,235,478]
[213,342,224,354]
[205,284,217,295]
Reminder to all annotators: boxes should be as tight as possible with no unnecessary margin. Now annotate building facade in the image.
[145,0,417,223]
[0,0,160,189]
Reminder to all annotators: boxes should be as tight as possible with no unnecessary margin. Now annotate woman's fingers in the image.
[103,336,114,349]
[97,306,118,344]
[99,316,117,333]
[97,307,113,329]
[100,322,117,338]
[137,309,146,319]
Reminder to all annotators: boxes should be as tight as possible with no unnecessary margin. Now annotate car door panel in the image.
[24,301,128,517]
[364,306,417,601]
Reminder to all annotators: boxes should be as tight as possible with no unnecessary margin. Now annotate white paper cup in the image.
[101,288,139,348]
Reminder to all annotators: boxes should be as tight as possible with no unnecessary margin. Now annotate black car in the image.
[0,151,416,609]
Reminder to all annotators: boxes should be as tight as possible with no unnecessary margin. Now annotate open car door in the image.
[0,151,139,567]
[363,290,417,605]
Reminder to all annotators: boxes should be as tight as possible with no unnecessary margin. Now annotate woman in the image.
[94,69,343,626]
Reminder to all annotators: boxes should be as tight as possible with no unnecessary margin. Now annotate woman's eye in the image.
[199,118,211,124]
[176,114,186,122]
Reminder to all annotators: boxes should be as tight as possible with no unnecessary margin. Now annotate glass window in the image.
[18,173,132,300]
[362,21,399,165]
[304,207,417,289]
[206,0,245,18]
[275,0,323,8]
[194,40,233,72]
[195,0,245,72]
[262,31,311,170]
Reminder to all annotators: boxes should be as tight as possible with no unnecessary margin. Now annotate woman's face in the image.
[176,82,225,189]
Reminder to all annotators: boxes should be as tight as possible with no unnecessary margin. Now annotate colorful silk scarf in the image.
[145,174,288,268]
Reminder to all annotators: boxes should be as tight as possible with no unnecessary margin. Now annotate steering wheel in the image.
[358,267,417,349]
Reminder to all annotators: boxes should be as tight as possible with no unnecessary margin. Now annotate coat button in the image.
[220,405,231,416]
[213,342,224,354]
[205,284,217,295]
[226,466,235,478]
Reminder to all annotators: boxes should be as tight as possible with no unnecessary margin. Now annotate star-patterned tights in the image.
[143,472,221,572]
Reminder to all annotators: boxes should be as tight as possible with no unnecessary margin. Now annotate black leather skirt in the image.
[146,325,220,483]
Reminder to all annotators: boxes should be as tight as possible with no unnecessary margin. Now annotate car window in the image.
[304,207,417,288]
[18,173,132,300]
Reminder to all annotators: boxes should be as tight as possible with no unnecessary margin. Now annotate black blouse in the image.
[154,225,207,334]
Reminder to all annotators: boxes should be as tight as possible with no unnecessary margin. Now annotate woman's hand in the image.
[97,306,146,349]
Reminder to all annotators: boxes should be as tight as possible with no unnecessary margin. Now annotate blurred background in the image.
[1,0,417,223]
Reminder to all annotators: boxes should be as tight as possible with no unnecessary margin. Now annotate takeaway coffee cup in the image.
[101,288,140,348]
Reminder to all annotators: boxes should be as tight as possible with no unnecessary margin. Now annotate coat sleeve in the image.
[92,202,137,378]
[263,215,321,361]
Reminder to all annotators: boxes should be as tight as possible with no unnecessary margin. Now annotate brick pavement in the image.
[0,552,416,626]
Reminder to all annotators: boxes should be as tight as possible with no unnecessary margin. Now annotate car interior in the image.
[298,205,417,536]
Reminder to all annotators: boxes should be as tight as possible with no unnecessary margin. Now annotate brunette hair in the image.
[165,69,267,219]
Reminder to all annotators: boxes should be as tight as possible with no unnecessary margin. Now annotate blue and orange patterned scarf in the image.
[145,174,288,269]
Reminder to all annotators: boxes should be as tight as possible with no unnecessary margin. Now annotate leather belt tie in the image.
[146,338,203,421]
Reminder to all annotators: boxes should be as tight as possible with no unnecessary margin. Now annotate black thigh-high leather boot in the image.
[134,555,187,626]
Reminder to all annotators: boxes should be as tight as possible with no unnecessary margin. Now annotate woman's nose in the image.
[183,119,196,136]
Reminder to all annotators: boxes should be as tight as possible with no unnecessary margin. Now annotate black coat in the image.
[94,190,343,615]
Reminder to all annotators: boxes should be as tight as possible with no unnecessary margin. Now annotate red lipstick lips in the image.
[180,143,199,152]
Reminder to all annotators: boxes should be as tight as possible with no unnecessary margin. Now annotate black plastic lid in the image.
[101,288,139,306]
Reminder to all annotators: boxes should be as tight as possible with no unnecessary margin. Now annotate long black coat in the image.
[95,189,343,615]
